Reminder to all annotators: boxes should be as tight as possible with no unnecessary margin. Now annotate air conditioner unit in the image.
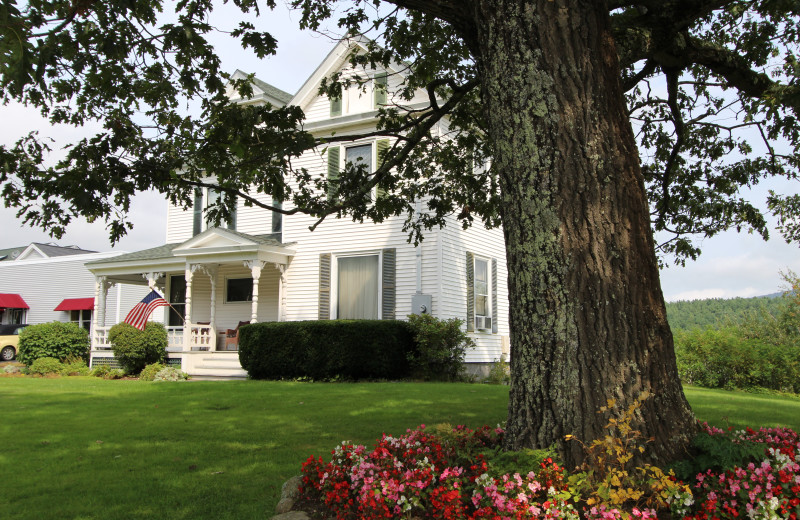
[475,316,492,331]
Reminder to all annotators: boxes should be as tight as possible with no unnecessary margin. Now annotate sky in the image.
[0,2,798,302]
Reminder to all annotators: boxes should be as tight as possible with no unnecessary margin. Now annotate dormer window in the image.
[329,71,388,117]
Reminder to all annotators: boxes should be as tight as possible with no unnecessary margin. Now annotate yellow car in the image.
[0,324,28,361]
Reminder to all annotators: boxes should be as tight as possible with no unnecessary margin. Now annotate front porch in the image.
[86,228,295,377]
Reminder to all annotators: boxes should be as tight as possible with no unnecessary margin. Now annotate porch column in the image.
[93,275,106,330]
[244,260,265,323]
[275,264,286,321]
[183,265,195,351]
[205,265,218,327]
[98,279,112,327]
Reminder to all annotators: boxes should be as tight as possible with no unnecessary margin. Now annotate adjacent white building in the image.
[0,243,149,329]
[85,37,510,377]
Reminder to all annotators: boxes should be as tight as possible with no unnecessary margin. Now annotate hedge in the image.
[109,322,168,374]
[238,320,415,380]
[675,326,800,392]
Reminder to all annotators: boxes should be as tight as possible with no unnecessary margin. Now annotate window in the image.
[271,199,283,234]
[168,275,186,326]
[329,72,388,117]
[226,278,253,303]
[9,308,25,324]
[70,310,92,331]
[192,187,237,235]
[345,144,373,172]
[471,256,493,331]
[336,254,380,319]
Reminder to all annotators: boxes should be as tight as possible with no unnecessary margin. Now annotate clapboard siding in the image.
[0,252,152,326]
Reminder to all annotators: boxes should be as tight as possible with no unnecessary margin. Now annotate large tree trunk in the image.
[471,0,697,467]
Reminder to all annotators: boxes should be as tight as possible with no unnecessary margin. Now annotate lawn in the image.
[1,379,799,520]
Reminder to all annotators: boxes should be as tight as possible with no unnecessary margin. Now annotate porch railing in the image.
[166,326,184,352]
[189,324,215,351]
[93,324,217,352]
[92,326,112,350]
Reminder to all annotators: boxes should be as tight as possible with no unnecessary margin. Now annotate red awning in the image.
[54,298,95,312]
[0,293,29,309]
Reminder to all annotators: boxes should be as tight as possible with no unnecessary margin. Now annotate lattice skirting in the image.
[90,356,182,369]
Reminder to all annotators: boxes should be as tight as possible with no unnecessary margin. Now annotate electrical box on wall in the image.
[411,293,432,315]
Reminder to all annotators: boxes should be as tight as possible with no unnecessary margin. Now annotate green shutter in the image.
[466,252,474,332]
[382,248,396,319]
[375,139,390,199]
[491,258,498,333]
[374,72,387,107]
[327,146,340,201]
[319,253,331,320]
[330,95,342,117]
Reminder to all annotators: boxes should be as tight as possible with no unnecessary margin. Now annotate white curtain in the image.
[338,255,379,319]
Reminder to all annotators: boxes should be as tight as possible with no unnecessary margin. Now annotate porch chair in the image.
[224,321,250,350]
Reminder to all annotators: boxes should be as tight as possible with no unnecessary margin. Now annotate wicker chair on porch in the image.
[224,321,250,350]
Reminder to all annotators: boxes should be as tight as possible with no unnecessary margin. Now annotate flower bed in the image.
[298,423,800,520]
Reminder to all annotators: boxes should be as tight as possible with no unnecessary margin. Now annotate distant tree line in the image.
[666,294,784,331]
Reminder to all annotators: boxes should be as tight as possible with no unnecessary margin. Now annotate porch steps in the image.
[190,354,248,378]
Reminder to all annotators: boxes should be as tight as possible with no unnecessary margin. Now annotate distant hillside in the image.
[666,294,787,331]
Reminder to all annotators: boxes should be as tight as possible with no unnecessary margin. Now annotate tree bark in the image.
[469,0,697,467]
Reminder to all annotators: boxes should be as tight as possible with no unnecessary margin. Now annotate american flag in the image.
[124,290,170,331]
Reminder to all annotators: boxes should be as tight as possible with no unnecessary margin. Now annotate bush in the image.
[139,362,166,381]
[62,355,91,376]
[17,322,89,365]
[28,356,65,376]
[406,314,473,381]
[485,354,510,385]
[109,322,168,374]
[239,320,414,380]
[91,364,125,379]
[153,366,188,381]
[675,326,800,392]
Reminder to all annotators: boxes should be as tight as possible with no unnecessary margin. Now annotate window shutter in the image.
[491,258,498,333]
[375,139,390,199]
[330,95,342,117]
[319,253,331,320]
[327,146,340,201]
[382,248,396,319]
[466,252,474,332]
[192,189,203,236]
[374,72,387,107]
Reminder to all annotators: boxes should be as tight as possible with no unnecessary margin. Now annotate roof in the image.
[84,243,182,265]
[0,246,26,261]
[32,243,97,257]
[54,298,95,311]
[0,293,29,309]
[251,76,293,104]
[84,231,286,265]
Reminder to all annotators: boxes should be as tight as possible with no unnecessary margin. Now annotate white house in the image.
[85,38,510,377]
[0,243,151,343]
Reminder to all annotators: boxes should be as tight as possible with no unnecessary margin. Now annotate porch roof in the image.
[85,229,295,280]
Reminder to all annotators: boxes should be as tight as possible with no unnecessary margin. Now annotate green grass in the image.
[1,379,799,519]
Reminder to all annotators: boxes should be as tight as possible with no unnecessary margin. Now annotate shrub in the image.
[139,362,166,381]
[406,314,473,381]
[91,364,125,379]
[153,366,188,381]
[28,356,65,376]
[109,322,167,374]
[675,326,800,392]
[17,321,89,365]
[239,320,414,380]
[62,356,91,376]
[485,354,510,385]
